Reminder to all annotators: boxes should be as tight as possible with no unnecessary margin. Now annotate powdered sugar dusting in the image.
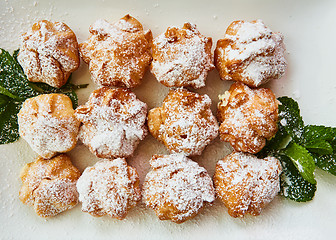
[217,83,278,154]
[17,20,79,88]
[115,18,141,32]
[90,19,124,41]
[215,152,282,217]
[19,154,81,218]
[149,88,218,156]
[17,94,80,159]
[75,87,148,159]
[33,179,78,217]
[76,158,141,219]
[151,23,214,88]
[228,20,272,43]
[18,115,79,158]
[218,19,286,87]
[80,15,152,88]
[142,154,215,223]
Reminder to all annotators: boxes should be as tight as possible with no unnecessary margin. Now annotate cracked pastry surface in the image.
[76,158,141,219]
[142,154,215,223]
[80,14,152,88]
[17,93,80,159]
[213,152,282,217]
[215,19,286,87]
[151,23,214,88]
[147,88,218,156]
[19,154,81,218]
[18,20,80,88]
[75,87,147,159]
[217,82,278,154]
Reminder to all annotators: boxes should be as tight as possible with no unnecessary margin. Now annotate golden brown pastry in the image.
[18,20,80,88]
[80,15,152,88]
[18,94,80,159]
[76,158,141,219]
[147,88,218,156]
[151,23,214,88]
[142,154,215,223]
[215,19,286,87]
[213,152,282,217]
[75,87,147,159]
[217,82,278,154]
[19,154,81,218]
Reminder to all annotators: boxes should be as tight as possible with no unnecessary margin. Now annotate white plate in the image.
[1,0,336,239]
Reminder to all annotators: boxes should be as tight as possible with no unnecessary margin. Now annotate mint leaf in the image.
[0,94,9,106]
[0,48,38,100]
[282,142,316,184]
[278,97,304,144]
[304,140,333,155]
[0,99,21,144]
[303,125,336,173]
[312,153,336,176]
[12,49,19,61]
[278,154,316,202]
[331,139,336,151]
[303,125,336,143]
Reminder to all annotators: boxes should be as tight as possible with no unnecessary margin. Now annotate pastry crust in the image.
[213,152,282,217]
[18,94,80,159]
[80,14,152,88]
[18,20,80,88]
[142,154,215,223]
[147,88,218,156]
[19,154,81,218]
[151,23,214,88]
[76,158,141,219]
[75,87,147,159]
[217,82,278,154]
[215,19,286,87]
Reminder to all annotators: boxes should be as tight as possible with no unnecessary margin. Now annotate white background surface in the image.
[1,0,336,239]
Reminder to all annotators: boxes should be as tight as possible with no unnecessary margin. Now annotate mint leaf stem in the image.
[69,83,89,89]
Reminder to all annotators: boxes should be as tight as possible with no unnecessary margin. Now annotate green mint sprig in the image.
[258,97,336,202]
[0,48,88,145]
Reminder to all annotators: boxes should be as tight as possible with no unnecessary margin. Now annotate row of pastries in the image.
[17,15,286,89]
[16,15,286,223]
